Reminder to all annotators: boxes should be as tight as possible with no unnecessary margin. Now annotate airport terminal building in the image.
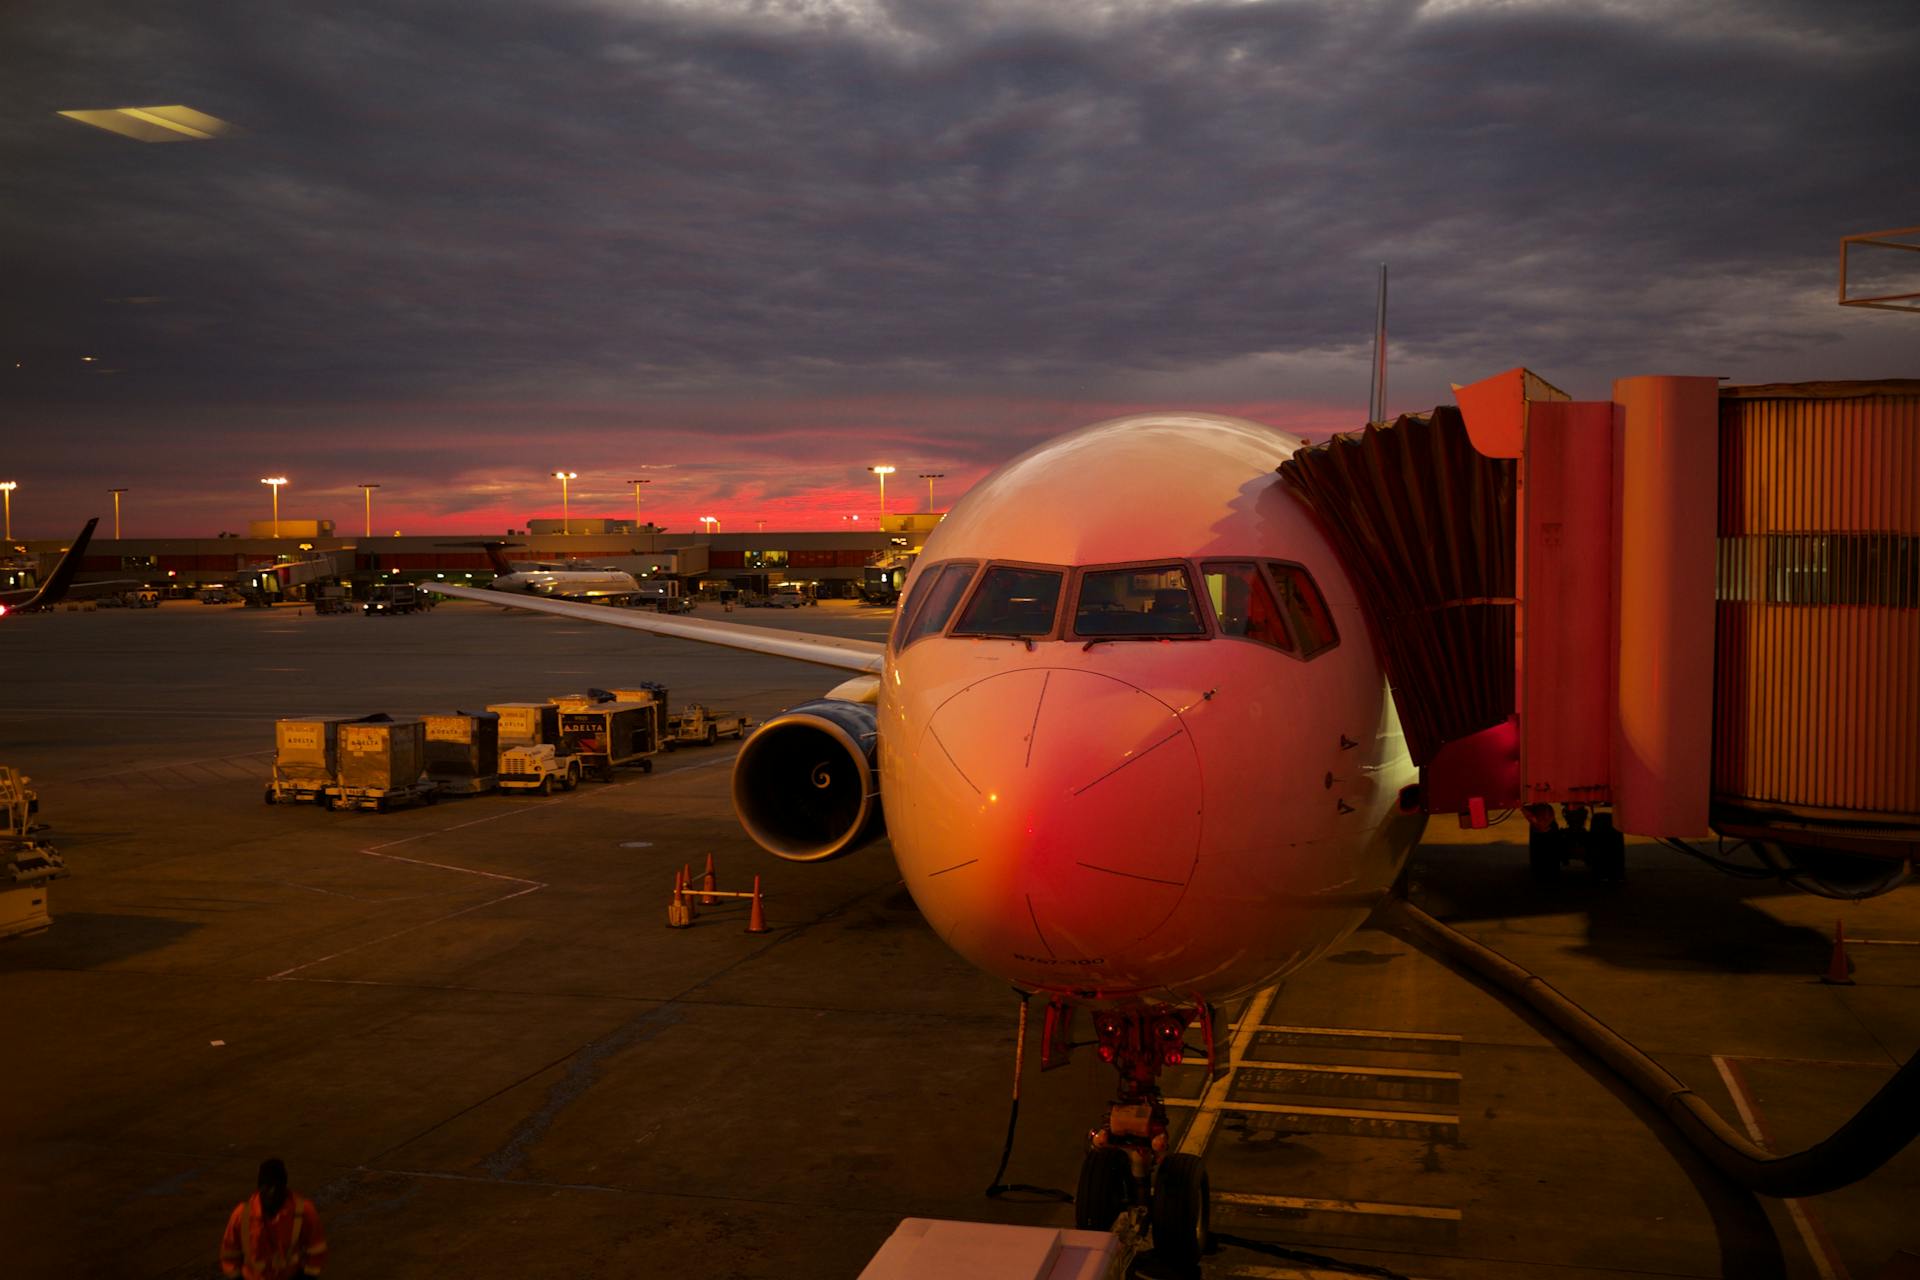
[7,513,942,601]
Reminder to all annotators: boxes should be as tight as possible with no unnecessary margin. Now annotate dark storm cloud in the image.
[2,0,1916,532]
[7,1,1916,386]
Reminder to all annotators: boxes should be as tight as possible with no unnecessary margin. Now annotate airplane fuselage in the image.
[878,414,1422,1003]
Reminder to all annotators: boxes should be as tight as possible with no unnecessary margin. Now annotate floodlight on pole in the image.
[868,464,896,519]
[108,487,128,539]
[358,483,380,538]
[552,470,577,535]
[260,477,288,539]
[0,482,15,540]
[625,478,652,531]
[918,472,944,510]
[699,515,719,535]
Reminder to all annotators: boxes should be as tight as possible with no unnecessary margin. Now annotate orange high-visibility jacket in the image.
[219,1191,328,1280]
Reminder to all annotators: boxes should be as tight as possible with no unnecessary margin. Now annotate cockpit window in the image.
[1073,565,1205,637]
[1267,561,1339,657]
[897,560,977,649]
[951,566,1063,637]
[1201,562,1295,652]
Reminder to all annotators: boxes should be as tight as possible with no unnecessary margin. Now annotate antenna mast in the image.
[1368,262,1389,423]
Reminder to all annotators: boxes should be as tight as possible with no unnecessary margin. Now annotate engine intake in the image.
[731,698,882,862]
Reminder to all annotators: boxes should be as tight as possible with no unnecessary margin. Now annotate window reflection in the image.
[951,566,1062,637]
[1201,562,1294,651]
[899,561,977,648]
[1073,565,1204,636]
[1267,561,1339,656]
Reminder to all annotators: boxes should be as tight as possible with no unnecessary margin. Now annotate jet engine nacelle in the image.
[731,698,882,862]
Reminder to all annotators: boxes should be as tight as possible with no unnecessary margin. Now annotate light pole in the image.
[625,478,652,531]
[108,487,128,538]
[699,515,719,536]
[552,470,577,535]
[918,472,944,510]
[357,483,380,538]
[0,482,14,540]
[260,477,287,539]
[868,464,896,520]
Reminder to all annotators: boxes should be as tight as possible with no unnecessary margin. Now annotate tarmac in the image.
[1,597,1915,1279]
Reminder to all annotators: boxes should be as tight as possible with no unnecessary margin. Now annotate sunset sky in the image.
[4,0,1915,537]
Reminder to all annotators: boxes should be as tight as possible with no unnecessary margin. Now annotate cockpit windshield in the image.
[950,566,1063,637]
[1072,564,1204,636]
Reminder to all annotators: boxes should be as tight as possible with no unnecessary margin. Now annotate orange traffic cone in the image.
[667,869,692,929]
[746,875,769,934]
[1821,919,1854,985]
[701,852,717,905]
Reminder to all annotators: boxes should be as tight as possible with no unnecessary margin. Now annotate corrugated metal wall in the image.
[1715,384,1920,823]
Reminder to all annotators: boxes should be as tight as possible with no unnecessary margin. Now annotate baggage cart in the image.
[556,700,662,780]
[328,719,434,810]
[664,703,751,749]
[267,715,364,805]
[423,711,500,795]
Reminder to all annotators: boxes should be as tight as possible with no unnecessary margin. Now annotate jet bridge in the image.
[1279,370,1920,891]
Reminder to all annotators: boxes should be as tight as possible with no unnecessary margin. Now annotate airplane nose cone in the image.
[910,668,1202,966]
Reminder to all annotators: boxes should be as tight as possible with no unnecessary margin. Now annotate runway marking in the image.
[1713,1055,1851,1280]
[1255,1024,1461,1052]
[1176,985,1277,1157]
[265,751,742,983]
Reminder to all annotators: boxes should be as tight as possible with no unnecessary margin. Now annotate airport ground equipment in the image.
[554,695,660,780]
[489,700,562,750]
[422,711,500,795]
[266,715,376,805]
[663,703,749,748]
[363,582,421,615]
[313,586,351,615]
[327,718,433,810]
[858,1219,1122,1280]
[2,838,66,940]
[665,860,768,932]
[0,766,40,839]
[496,742,581,793]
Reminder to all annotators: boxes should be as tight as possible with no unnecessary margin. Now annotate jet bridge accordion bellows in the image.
[1277,406,1517,766]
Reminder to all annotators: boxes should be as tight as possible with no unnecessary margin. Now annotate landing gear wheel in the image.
[1151,1152,1210,1269]
[1073,1147,1132,1232]
[1528,827,1562,883]
[1589,813,1626,883]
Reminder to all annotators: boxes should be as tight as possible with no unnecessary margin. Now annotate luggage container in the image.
[329,719,433,810]
[267,715,365,805]
[423,711,500,795]
[490,701,562,749]
[557,700,662,780]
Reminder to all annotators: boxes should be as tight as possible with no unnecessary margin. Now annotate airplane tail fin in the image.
[17,518,99,612]
[439,540,520,576]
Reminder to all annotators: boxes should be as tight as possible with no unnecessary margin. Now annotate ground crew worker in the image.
[219,1158,327,1279]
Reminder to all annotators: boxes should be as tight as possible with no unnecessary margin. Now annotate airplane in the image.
[0,518,109,617]
[451,540,655,603]
[433,412,1424,1264]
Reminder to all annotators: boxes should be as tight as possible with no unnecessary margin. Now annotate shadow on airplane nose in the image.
[918,667,1202,962]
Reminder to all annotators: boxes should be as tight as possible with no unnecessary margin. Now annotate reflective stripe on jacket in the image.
[220,1191,328,1279]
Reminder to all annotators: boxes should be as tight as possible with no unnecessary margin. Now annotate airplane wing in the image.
[431,582,885,674]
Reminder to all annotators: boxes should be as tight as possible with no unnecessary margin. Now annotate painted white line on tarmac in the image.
[1713,1055,1851,1280]
[1176,985,1277,1157]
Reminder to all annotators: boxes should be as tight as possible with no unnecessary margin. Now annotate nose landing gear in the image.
[1054,999,1219,1272]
